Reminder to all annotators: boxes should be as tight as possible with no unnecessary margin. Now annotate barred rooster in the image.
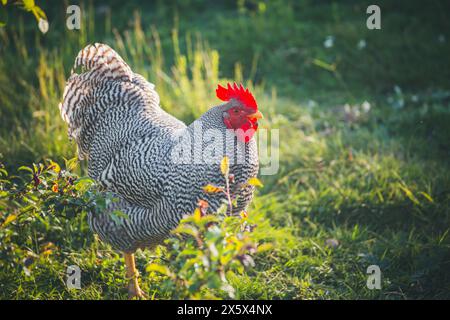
[59,43,262,298]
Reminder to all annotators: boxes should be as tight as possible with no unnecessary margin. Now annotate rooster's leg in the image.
[124,252,147,299]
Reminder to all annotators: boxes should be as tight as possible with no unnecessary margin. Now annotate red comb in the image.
[216,83,257,110]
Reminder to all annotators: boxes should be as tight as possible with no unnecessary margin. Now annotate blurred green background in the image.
[0,0,449,299]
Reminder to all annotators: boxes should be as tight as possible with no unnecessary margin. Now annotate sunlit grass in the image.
[0,1,449,299]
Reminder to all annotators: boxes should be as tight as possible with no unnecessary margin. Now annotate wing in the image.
[60,43,185,208]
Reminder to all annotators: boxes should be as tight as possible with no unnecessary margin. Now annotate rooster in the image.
[59,43,262,298]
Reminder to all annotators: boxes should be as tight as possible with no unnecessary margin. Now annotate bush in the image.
[0,157,271,299]
[0,158,102,271]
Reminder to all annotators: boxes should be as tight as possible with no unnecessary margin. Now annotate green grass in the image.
[0,0,449,299]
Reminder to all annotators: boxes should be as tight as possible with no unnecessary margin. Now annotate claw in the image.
[128,281,148,299]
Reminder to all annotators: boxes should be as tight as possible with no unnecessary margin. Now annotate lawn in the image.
[0,0,449,299]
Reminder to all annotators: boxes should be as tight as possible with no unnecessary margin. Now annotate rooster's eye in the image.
[233,109,239,114]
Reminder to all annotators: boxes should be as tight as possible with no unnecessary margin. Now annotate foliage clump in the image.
[0,157,271,299]
[147,157,270,299]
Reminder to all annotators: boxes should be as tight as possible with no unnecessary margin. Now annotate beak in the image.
[246,110,263,120]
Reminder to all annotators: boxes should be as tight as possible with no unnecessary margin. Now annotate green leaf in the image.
[146,263,171,276]
[47,160,60,173]
[220,156,229,176]
[74,177,95,191]
[64,157,79,172]
[33,6,47,20]
[247,177,263,188]
[18,166,33,174]
[193,208,202,221]
[172,224,198,238]
[2,213,17,227]
[22,0,35,11]
[313,58,336,72]
[420,191,434,203]
[398,184,420,205]
[109,212,123,225]
[111,210,128,219]
[257,242,273,252]
[203,184,223,193]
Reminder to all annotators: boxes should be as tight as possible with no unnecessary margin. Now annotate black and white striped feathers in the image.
[60,43,259,252]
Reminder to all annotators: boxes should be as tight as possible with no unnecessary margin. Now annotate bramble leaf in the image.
[247,177,263,188]
[2,213,17,227]
[203,184,223,193]
[146,263,172,276]
[220,156,229,176]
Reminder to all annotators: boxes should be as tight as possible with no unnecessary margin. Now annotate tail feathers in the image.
[60,43,133,126]
[59,43,135,158]
[59,43,164,160]
[72,43,133,82]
